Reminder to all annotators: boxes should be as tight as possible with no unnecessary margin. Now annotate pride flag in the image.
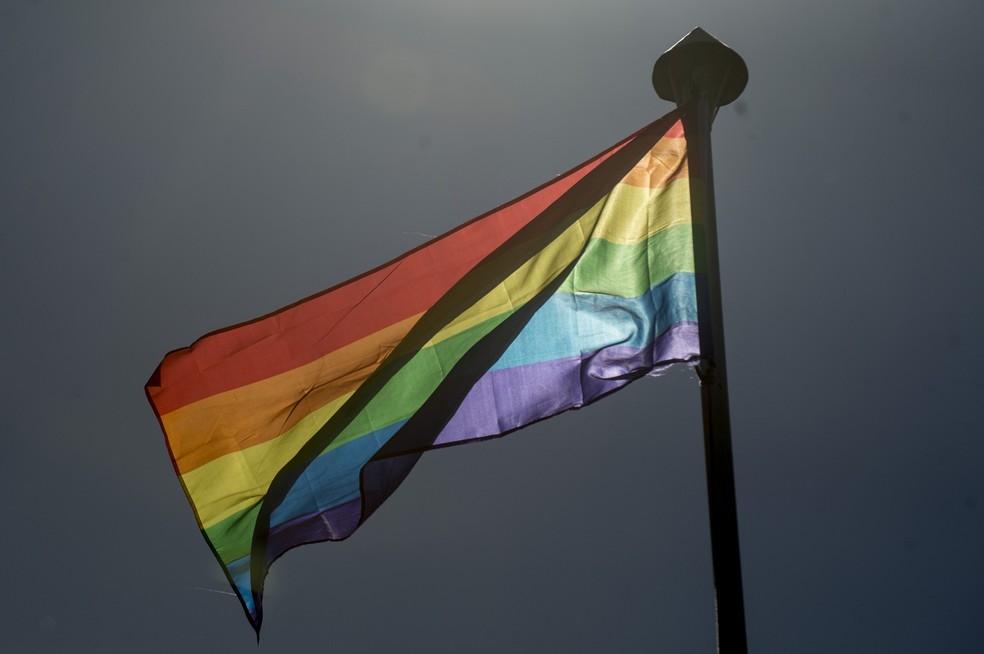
[146,106,699,632]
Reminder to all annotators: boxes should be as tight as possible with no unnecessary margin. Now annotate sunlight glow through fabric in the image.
[146,106,699,633]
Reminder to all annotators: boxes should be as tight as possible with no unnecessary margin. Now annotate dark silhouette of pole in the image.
[653,27,749,654]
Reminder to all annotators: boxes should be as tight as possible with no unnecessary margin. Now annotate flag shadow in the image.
[246,107,688,633]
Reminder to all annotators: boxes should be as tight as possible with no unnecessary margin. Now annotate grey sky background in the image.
[3,0,984,652]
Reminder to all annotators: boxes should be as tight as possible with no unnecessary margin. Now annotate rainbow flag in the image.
[146,106,699,633]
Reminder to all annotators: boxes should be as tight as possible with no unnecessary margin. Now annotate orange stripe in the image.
[620,135,687,188]
[163,315,420,474]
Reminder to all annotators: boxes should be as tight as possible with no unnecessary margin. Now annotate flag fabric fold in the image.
[146,105,699,633]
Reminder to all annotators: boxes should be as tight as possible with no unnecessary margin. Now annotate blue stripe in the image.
[491,271,696,370]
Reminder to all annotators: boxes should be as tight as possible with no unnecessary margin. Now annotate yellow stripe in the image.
[591,177,690,245]
[184,390,356,529]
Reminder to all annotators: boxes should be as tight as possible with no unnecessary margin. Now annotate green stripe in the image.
[207,504,262,564]
[560,223,694,297]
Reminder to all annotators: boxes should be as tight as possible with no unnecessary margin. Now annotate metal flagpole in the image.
[652,28,749,654]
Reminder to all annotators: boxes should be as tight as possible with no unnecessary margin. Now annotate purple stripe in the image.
[262,497,363,566]
[259,321,699,558]
[434,320,699,446]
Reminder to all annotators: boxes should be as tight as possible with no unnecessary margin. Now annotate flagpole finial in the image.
[652,27,747,108]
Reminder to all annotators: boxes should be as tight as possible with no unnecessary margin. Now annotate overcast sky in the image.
[4,1,984,652]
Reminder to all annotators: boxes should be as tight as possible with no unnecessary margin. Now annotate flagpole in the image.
[652,28,749,654]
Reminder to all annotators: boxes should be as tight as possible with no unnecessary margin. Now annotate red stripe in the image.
[148,129,645,415]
